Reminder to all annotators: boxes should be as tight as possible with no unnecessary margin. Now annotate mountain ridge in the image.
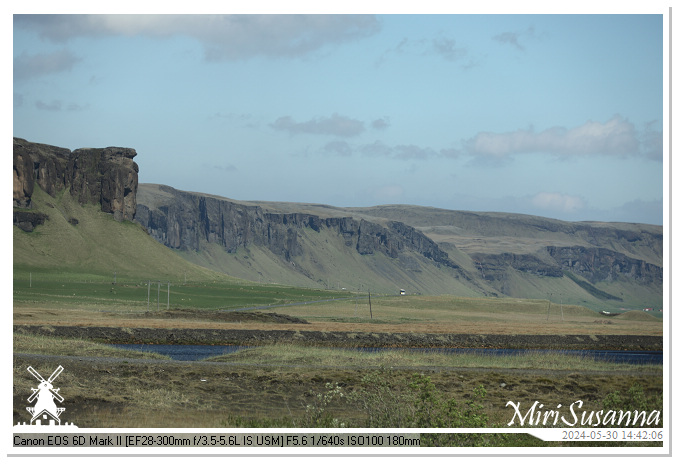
[134,183,662,311]
[12,138,663,312]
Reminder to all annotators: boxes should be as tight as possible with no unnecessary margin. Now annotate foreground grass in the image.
[13,350,662,448]
[13,334,662,449]
[205,343,661,373]
[13,333,170,360]
[13,334,659,373]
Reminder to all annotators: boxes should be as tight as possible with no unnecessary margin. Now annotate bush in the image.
[297,382,347,428]
[298,372,541,446]
[349,369,416,427]
[601,384,663,427]
[408,374,497,446]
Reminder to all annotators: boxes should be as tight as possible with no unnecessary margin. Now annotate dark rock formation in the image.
[472,246,662,288]
[545,246,663,285]
[13,138,139,222]
[472,252,563,281]
[135,184,457,268]
[13,210,48,232]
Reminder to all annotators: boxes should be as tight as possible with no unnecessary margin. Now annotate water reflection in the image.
[111,344,662,364]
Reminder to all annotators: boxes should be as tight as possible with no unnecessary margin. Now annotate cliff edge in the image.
[13,137,139,224]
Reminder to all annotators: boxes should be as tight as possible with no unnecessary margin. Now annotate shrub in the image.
[601,384,663,427]
[300,372,540,446]
[297,382,347,428]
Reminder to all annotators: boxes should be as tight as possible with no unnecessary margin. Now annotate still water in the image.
[111,344,662,365]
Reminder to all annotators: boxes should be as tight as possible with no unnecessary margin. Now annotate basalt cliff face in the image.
[135,184,458,269]
[13,137,138,227]
[134,183,662,309]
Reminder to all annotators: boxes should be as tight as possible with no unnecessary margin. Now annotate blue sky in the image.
[12,7,668,225]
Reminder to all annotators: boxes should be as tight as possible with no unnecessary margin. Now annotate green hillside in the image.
[13,186,357,312]
[177,226,490,297]
[13,186,234,284]
[13,184,663,316]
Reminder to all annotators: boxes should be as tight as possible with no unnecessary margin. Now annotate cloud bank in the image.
[271,114,365,137]
[14,14,381,61]
[465,116,661,161]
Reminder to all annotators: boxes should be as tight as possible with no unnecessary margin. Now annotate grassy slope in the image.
[177,224,493,297]
[15,184,662,314]
[13,186,358,312]
[13,186,238,283]
[161,188,662,312]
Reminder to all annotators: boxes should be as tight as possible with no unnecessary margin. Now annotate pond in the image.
[111,344,663,365]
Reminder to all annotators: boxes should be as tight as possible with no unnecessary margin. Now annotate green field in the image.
[13,269,353,312]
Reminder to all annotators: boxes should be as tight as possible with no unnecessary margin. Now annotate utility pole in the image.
[167,282,170,310]
[157,281,160,311]
[368,291,372,319]
[147,281,150,310]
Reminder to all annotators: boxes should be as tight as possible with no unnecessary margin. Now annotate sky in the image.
[11,5,669,225]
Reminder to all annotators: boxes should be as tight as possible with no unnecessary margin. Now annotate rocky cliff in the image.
[135,184,458,269]
[13,137,138,223]
[471,247,662,292]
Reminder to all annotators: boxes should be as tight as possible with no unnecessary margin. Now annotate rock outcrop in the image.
[135,184,457,268]
[545,246,663,285]
[471,252,564,281]
[471,246,661,285]
[13,210,48,232]
[13,138,138,221]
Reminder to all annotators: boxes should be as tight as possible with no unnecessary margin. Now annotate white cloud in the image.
[530,192,585,214]
[271,114,365,137]
[14,14,380,61]
[465,116,644,159]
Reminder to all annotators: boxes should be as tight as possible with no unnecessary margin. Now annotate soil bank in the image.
[13,325,662,351]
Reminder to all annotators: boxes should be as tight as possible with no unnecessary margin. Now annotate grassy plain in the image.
[13,275,662,337]
[13,276,663,443]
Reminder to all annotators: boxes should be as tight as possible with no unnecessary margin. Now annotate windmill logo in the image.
[15,365,77,428]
